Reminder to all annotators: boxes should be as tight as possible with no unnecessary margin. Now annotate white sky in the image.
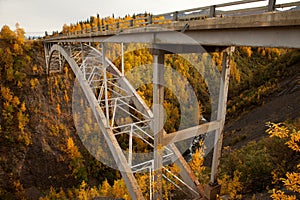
[0,0,296,36]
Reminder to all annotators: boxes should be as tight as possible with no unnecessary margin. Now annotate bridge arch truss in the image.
[44,40,232,199]
[42,1,300,198]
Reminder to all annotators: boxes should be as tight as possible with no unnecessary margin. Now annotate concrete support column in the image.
[153,50,164,200]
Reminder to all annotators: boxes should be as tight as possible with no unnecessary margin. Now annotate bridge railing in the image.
[47,0,300,39]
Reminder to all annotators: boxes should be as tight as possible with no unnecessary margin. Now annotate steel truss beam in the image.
[47,43,145,199]
[45,42,232,200]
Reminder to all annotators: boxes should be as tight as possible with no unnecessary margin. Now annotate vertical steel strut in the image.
[210,47,233,184]
[153,51,164,199]
[46,42,232,200]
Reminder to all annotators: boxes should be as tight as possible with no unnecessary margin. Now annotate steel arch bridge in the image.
[43,0,300,199]
[44,41,231,199]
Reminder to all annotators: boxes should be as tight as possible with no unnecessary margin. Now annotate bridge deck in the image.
[45,10,300,48]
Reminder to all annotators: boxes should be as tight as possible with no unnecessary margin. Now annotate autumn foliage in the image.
[0,13,300,199]
[266,123,300,200]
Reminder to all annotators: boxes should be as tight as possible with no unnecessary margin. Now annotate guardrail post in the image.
[148,15,153,25]
[210,5,216,17]
[173,11,178,21]
[268,0,276,11]
[130,20,134,27]
[106,24,109,31]
[116,22,120,29]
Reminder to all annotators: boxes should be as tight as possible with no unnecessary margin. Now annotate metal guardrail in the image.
[46,0,300,39]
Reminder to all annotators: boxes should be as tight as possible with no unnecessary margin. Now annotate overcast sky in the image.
[0,0,295,36]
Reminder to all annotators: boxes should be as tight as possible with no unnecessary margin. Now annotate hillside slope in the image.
[1,24,300,199]
[0,26,117,200]
[224,62,300,148]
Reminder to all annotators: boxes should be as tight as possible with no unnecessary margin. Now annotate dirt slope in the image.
[223,62,300,148]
